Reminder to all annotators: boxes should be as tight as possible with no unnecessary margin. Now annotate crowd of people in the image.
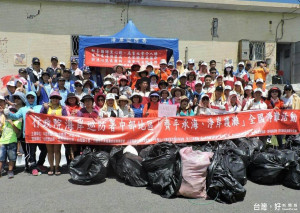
[0,56,299,179]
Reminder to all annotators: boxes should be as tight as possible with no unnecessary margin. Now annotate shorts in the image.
[0,143,17,162]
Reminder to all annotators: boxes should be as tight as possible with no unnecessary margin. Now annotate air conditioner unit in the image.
[239,40,250,61]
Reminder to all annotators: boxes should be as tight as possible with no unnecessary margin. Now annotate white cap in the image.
[60,62,66,66]
[238,62,245,66]
[176,59,183,64]
[188,59,195,64]
[146,62,153,68]
[224,85,232,90]
[229,91,237,96]
[7,81,15,87]
[75,80,83,85]
[123,145,138,156]
[201,94,210,99]
[201,62,208,66]
[254,88,263,93]
[160,59,167,65]
[244,85,252,91]
[235,81,242,86]
[256,78,264,83]
[106,93,115,100]
[104,81,112,86]
[0,95,5,101]
[195,80,203,86]
[225,63,232,68]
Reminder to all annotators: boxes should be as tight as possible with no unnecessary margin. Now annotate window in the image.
[249,41,265,61]
[71,35,79,56]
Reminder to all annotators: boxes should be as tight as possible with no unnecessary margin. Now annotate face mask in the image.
[226,68,231,72]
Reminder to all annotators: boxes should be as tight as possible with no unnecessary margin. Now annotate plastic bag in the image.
[142,142,182,198]
[248,149,287,184]
[69,148,109,184]
[283,163,300,189]
[110,147,148,187]
[222,151,247,186]
[178,147,213,198]
[206,146,246,204]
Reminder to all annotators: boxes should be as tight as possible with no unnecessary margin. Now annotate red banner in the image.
[25,110,300,145]
[85,47,167,68]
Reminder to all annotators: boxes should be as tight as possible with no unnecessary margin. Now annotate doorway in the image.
[276,43,291,84]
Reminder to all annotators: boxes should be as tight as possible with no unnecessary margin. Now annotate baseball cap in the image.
[176,60,183,64]
[51,56,58,61]
[7,81,16,87]
[195,80,203,86]
[235,81,242,86]
[149,91,160,97]
[104,81,112,86]
[238,62,245,66]
[58,77,65,81]
[63,68,71,73]
[75,80,83,85]
[244,85,253,91]
[59,62,66,66]
[201,62,208,66]
[256,78,264,83]
[229,91,237,96]
[224,85,232,90]
[0,95,5,101]
[284,84,294,92]
[168,62,173,66]
[179,74,187,79]
[18,68,27,74]
[32,57,40,64]
[71,59,78,64]
[215,86,223,91]
[188,59,195,64]
[106,93,115,100]
[224,63,232,68]
[254,88,263,93]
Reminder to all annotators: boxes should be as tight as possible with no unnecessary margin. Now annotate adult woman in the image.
[40,91,68,175]
[214,75,225,88]
[171,69,179,86]
[136,77,150,105]
[77,95,99,118]
[197,62,209,82]
[226,91,242,112]
[223,64,236,88]
[110,86,120,100]
[224,85,232,101]
[171,87,185,108]
[119,75,132,98]
[94,91,106,112]
[176,59,185,75]
[243,88,267,111]
[82,79,94,95]
[186,71,196,91]
[195,94,213,115]
[65,93,81,116]
[74,80,86,102]
[130,93,144,118]
[234,81,244,103]
[281,84,300,109]
[157,80,168,91]
[265,87,284,149]
[117,95,134,118]
[100,93,124,118]
[167,76,174,91]
[112,64,126,81]
[242,85,253,110]
[37,70,53,105]
[143,91,160,118]
[160,89,172,104]
[177,96,194,116]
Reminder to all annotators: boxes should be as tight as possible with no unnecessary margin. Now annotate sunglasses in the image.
[202,98,209,101]
[285,89,292,91]
[14,96,21,100]
[27,96,34,100]
[33,63,40,65]
[75,84,82,87]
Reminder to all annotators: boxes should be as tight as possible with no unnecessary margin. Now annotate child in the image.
[0,108,22,178]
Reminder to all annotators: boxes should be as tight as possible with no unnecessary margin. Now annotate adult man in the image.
[26,57,43,83]
[209,60,219,75]
[167,62,174,70]
[202,74,215,98]
[130,62,141,90]
[178,74,193,101]
[18,68,35,93]
[90,67,103,87]
[82,69,97,88]
[248,60,269,89]
[155,59,171,81]
[46,56,60,79]
[184,59,196,73]
[70,59,83,80]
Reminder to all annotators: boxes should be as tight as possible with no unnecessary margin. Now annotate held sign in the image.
[25,109,300,145]
[158,103,177,117]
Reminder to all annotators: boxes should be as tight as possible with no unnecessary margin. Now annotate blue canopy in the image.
[78,20,179,68]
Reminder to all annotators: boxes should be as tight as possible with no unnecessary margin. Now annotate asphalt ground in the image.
[0,165,299,213]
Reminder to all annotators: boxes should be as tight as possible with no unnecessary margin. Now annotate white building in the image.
[0,0,300,83]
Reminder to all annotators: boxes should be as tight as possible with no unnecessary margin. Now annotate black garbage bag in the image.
[283,162,300,189]
[139,145,153,159]
[197,142,216,152]
[142,142,182,198]
[222,151,247,186]
[110,147,148,187]
[248,137,265,152]
[206,147,246,204]
[248,149,288,184]
[219,140,237,150]
[69,148,109,184]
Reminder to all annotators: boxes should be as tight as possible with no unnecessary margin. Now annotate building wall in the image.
[0,0,299,78]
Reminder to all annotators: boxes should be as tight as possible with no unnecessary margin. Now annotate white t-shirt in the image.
[281,95,293,109]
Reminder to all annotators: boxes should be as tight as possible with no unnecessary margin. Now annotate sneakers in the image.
[7,171,14,179]
[37,165,47,173]
[32,169,39,176]
[266,138,272,144]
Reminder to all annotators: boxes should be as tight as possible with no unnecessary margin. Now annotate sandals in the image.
[48,170,54,176]
[55,171,61,176]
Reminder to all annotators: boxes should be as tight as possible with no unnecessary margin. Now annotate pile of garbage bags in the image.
[68,135,300,204]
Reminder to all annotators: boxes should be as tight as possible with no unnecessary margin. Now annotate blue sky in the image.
[244,0,300,3]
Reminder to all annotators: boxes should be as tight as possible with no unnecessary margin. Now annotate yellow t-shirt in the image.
[0,120,22,144]
[47,105,63,116]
